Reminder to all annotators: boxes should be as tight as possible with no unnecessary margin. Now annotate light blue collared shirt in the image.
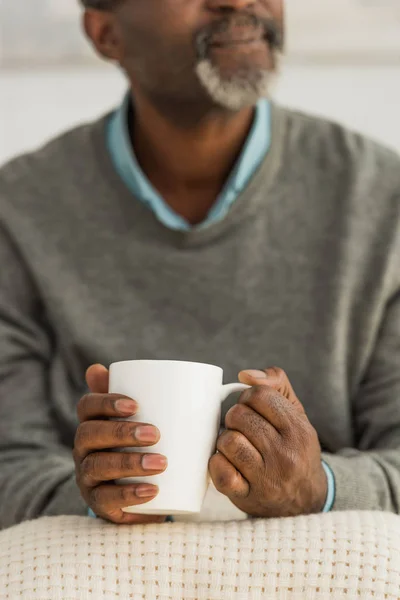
[107,93,272,231]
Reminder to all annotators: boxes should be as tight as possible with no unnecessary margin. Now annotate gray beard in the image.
[195,54,281,111]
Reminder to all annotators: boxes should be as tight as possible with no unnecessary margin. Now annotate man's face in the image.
[110,0,284,112]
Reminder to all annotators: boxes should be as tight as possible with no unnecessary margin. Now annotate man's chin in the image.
[207,40,275,77]
[195,58,278,112]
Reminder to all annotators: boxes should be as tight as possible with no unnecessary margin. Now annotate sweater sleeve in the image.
[0,224,87,530]
[322,284,400,513]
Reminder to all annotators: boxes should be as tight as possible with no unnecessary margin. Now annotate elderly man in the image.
[0,0,399,530]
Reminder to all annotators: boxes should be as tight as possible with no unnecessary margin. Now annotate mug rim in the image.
[109,359,223,373]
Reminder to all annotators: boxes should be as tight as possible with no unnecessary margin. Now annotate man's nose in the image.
[205,0,256,12]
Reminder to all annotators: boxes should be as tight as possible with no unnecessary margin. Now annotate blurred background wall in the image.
[1,0,400,165]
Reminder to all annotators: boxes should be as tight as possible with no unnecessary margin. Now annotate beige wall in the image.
[286,0,400,62]
[1,64,400,167]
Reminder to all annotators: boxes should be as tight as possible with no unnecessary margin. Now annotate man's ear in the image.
[83,10,123,62]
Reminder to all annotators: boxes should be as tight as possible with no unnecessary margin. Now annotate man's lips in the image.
[207,23,268,50]
[210,38,266,48]
[209,31,266,48]
[209,26,265,47]
[195,15,281,60]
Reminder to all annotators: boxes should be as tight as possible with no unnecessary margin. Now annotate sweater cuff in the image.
[321,460,336,512]
[321,451,379,511]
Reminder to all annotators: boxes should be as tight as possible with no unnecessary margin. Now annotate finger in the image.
[80,451,168,487]
[238,367,305,414]
[209,453,249,499]
[86,364,109,394]
[225,402,278,452]
[106,512,167,526]
[216,429,263,483]
[74,420,160,460]
[77,393,138,422]
[237,385,299,434]
[225,402,278,445]
[88,482,160,517]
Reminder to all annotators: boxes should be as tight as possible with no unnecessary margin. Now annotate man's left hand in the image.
[209,367,328,518]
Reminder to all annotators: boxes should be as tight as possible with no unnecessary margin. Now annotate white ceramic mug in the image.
[109,360,249,515]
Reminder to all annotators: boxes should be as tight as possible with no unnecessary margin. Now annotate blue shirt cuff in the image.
[321,460,336,512]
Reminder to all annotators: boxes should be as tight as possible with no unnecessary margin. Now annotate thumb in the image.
[85,364,109,394]
[238,367,305,413]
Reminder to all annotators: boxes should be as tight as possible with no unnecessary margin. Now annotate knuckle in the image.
[304,425,319,450]
[89,485,103,509]
[240,384,268,406]
[266,386,283,404]
[269,367,297,404]
[234,439,253,465]
[225,403,247,427]
[89,452,105,478]
[76,394,91,420]
[80,455,96,486]
[218,431,252,464]
[267,390,288,415]
[119,485,133,504]
[120,452,136,473]
[217,430,239,453]
[209,456,226,491]
[102,393,116,413]
[74,422,92,452]
[271,366,286,382]
[238,386,253,405]
[246,384,277,409]
[98,453,118,478]
[252,384,272,399]
[294,418,314,444]
[215,469,235,492]
[113,421,131,441]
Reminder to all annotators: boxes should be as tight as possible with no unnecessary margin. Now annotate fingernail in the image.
[135,426,159,443]
[136,485,159,498]
[142,454,168,471]
[242,369,267,379]
[115,399,137,415]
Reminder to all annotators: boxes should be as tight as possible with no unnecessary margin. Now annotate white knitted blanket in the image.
[1,510,400,600]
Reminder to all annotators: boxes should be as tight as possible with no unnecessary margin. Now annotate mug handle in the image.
[220,383,250,403]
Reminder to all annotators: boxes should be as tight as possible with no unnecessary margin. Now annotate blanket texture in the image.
[1,511,399,599]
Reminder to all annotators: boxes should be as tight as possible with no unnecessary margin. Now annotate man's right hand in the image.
[74,364,168,525]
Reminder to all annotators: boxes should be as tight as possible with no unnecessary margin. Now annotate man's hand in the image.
[209,367,328,518]
[74,364,168,525]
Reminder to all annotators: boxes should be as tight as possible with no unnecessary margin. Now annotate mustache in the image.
[195,13,283,58]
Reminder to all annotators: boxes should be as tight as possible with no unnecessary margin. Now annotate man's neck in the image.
[129,90,255,225]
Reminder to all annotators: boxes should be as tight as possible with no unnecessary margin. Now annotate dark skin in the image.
[211,368,327,518]
[75,0,328,524]
[84,0,283,224]
[74,365,167,525]
[75,365,327,524]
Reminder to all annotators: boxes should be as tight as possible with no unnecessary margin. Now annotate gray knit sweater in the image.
[0,104,399,530]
